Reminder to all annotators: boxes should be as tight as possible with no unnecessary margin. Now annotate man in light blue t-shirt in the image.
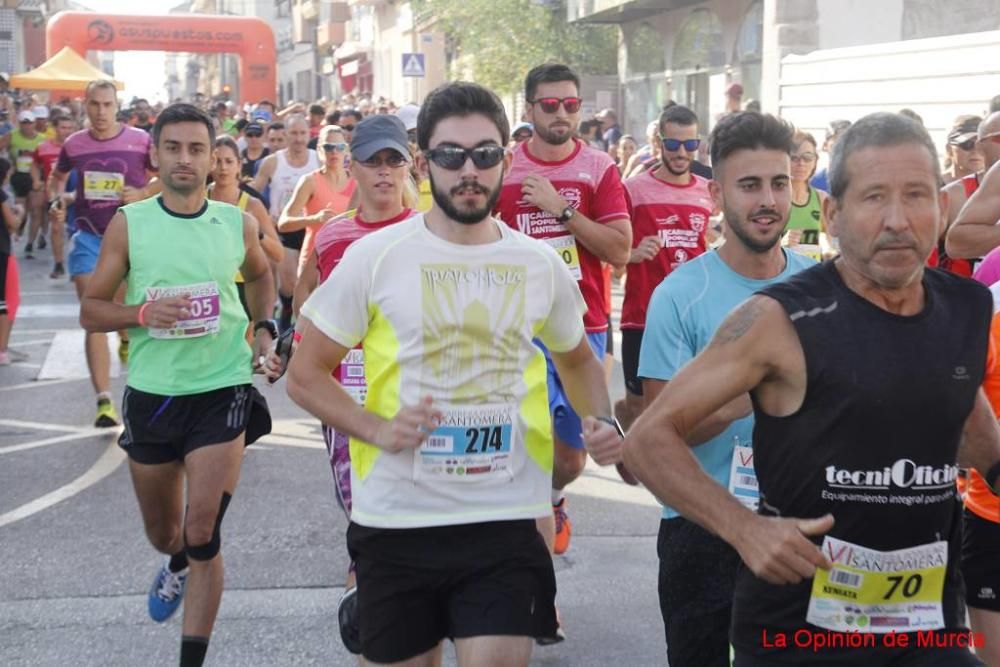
[636,112,815,666]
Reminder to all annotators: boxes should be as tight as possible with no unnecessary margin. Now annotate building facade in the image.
[569,0,1000,136]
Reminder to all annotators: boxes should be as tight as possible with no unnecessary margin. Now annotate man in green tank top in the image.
[80,104,275,667]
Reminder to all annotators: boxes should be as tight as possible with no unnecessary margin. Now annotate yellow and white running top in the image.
[301,213,586,529]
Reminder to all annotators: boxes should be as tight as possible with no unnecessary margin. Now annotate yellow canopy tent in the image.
[10,47,123,91]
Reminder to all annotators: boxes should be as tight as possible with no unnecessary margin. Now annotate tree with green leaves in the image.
[413,0,619,96]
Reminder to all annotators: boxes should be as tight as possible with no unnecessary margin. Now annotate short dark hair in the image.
[257,99,276,110]
[829,112,940,202]
[214,135,240,157]
[267,121,285,131]
[524,63,580,102]
[709,112,795,173]
[326,111,341,125]
[340,109,363,124]
[658,105,698,134]
[309,103,325,116]
[416,81,510,150]
[152,103,215,148]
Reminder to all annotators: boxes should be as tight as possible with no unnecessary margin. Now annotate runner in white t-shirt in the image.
[287,81,624,667]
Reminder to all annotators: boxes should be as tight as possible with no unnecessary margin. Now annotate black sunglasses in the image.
[340,124,356,131]
[952,138,977,152]
[245,129,263,137]
[424,145,506,170]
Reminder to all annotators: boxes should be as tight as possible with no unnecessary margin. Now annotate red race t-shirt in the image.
[33,139,64,182]
[496,138,628,333]
[621,170,713,330]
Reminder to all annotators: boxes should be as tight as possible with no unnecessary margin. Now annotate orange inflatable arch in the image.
[46,11,276,104]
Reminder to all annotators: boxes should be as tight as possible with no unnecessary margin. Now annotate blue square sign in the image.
[402,53,426,78]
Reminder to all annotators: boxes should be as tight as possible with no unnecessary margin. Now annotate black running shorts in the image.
[10,172,33,199]
[962,508,1000,611]
[621,328,644,396]
[347,519,558,664]
[279,229,305,251]
[658,516,741,667]
[119,384,271,464]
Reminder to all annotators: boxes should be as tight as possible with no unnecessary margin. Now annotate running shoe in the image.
[148,560,188,622]
[118,338,129,364]
[0,348,29,365]
[337,586,361,655]
[37,235,46,250]
[94,398,120,428]
[553,497,572,555]
[50,263,65,280]
[23,243,33,259]
[536,604,566,646]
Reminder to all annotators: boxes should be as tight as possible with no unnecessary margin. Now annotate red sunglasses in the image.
[529,97,582,114]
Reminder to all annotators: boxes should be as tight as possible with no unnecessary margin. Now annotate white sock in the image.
[551,489,564,505]
[97,391,113,402]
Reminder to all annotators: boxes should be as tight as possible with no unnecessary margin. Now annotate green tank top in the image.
[786,186,823,244]
[124,196,251,395]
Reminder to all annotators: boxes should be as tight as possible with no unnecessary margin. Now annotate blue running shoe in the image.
[148,560,188,622]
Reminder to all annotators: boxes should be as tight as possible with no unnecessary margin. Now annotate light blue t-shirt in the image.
[638,248,815,519]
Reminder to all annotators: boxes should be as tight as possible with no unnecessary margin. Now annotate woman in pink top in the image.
[277,124,356,275]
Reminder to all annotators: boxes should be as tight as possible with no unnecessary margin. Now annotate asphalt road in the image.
[0,245,668,666]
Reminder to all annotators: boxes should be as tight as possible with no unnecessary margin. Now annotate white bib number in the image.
[145,282,221,339]
[415,403,516,482]
[83,171,125,202]
[339,349,367,404]
[544,234,582,280]
[728,443,759,511]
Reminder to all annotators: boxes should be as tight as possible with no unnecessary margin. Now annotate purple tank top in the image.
[57,125,152,236]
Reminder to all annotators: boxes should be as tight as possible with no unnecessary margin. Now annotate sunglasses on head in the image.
[660,137,701,152]
[424,144,506,170]
[322,142,348,153]
[356,152,408,169]
[529,97,582,114]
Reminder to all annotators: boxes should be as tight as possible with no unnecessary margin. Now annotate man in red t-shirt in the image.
[495,63,631,562]
[617,105,714,431]
[32,113,76,278]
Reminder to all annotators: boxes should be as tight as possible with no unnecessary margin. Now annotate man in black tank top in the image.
[625,112,1000,666]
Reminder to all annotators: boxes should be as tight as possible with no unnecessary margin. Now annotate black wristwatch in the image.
[595,415,625,439]
[253,319,278,339]
[556,205,575,223]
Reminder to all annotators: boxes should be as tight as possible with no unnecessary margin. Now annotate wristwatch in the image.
[595,415,625,439]
[556,206,575,223]
[253,319,278,339]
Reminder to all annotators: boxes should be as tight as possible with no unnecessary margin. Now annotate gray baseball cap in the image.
[350,114,410,162]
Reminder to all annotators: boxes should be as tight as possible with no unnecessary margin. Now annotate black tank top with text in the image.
[732,261,991,659]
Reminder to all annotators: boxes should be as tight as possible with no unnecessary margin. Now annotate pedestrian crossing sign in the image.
[402,53,426,78]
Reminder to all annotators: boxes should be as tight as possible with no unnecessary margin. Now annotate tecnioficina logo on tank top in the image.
[825,460,958,491]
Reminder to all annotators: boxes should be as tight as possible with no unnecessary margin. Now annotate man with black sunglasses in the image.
[287,81,622,667]
[239,121,269,180]
[496,63,632,566]
[338,109,362,143]
[616,105,715,435]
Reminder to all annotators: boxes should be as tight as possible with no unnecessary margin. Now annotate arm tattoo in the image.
[709,297,768,347]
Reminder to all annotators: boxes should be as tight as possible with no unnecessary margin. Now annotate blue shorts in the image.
[68,230,102,277]
[535,331,607,450]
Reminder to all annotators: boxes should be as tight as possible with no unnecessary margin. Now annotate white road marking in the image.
[0,429,118,455]
[6,338,55,347]
[0,438,125,528]
[37,330,122,380]
[0,377,86,393]
[0,419,94,434]
[14,304,81,319]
